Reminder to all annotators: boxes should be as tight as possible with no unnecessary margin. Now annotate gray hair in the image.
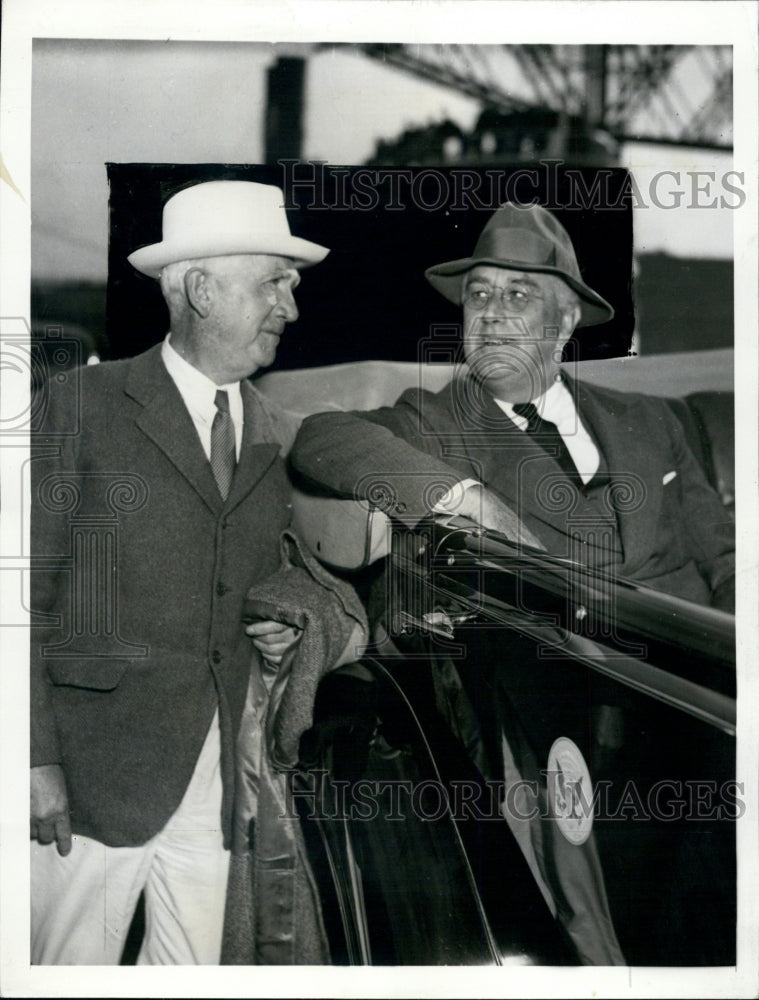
[159,259,201,312]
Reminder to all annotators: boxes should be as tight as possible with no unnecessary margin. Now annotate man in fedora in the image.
[291,202,735,610]
[289,201,736,964]
[30,180,341,964]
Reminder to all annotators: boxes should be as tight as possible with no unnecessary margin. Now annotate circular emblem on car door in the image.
[546,737,594,845]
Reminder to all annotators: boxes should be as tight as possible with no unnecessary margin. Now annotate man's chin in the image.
[465,356,541,402]
[252,337,280,370]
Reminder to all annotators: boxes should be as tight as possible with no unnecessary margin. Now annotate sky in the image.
[29,40,737,282]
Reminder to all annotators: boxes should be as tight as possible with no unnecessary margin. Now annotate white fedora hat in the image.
[127,180,329,278]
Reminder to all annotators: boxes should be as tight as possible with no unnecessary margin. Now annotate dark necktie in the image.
[210,389,236,500]
[512,402,581,482]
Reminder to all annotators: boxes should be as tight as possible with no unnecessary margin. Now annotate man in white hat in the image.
[30,180,333,964]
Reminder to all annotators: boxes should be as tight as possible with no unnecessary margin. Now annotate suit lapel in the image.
[571,376,664,566]
[453,377,614,542]
[126,346,223,514]
[125,347,279,515]
[225,380,280,513]
[457,387,546,504]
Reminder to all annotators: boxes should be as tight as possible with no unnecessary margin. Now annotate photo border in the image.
[2,2,757,997]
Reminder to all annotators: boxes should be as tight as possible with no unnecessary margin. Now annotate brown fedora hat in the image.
[425,202,613,327]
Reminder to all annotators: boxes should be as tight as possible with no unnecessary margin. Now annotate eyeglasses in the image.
[463,282,543,313]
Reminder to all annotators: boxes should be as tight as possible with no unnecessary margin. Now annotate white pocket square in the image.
[662,470,677,485]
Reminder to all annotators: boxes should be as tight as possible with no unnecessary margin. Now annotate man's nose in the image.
[477,306,527,336]
[276,287,299,323]
[481,292,510,321]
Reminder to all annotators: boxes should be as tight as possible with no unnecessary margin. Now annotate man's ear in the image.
[184,267,212,319]
[559,302,581,341]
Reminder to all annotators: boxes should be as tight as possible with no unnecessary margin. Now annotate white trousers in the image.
[31,711,230,965]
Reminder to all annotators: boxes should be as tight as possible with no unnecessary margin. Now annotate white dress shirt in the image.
[435,376,601,514]
[494,378,600,484]
[161,335,244,461]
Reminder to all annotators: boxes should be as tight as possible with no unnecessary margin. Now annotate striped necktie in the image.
[512,402,580,483]
[210,389,236,500]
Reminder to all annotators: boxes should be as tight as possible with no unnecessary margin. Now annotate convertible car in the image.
[257,347,737,967]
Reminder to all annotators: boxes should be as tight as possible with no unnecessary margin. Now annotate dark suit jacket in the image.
[291,374,734,606]
[31,344,299,847]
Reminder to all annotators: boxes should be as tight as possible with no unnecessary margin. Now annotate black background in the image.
[106,163,634,370]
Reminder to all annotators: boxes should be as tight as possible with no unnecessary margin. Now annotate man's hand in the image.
[30,764,72,857]
[246,619,303,665]
[457,484,545,550]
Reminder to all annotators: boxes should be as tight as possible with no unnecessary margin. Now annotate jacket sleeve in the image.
[664,402,735,610]
[289,388,474,527]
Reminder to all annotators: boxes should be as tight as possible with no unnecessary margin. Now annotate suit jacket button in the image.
[216,582,229,596]
[211,650,222,664]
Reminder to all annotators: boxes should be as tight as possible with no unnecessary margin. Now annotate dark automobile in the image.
[290,515,735,966]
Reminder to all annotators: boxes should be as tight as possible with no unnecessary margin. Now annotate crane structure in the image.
[354,44,733,151]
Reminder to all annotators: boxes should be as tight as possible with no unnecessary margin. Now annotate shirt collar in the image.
[161,334,243,424]
[494,375,576,429]
[537,377,577,429]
